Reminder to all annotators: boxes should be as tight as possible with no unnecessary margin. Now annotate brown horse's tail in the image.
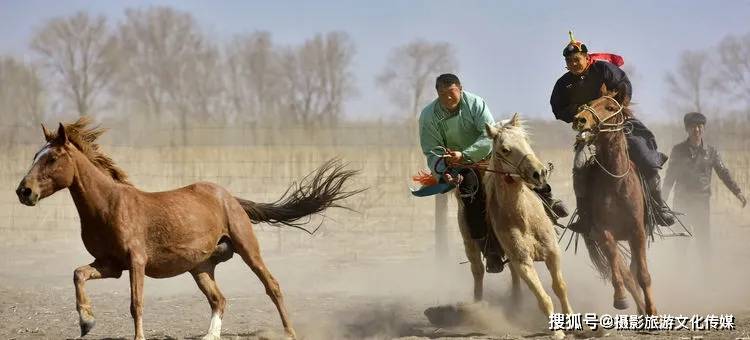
[582,234,631,281]
[234,158,364,234]
[582,235,612,280]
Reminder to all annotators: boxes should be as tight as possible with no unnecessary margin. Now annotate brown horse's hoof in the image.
[79,317,95,337]
[613,298,629,310]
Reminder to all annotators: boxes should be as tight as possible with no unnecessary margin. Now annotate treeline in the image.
[665,32,750,120]
[0,7,460,146]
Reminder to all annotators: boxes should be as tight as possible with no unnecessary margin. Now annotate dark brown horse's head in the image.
[572,84,629,135]
[16,124,76,206]
[485,113,548,188]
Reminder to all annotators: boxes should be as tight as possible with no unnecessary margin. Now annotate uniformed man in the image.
[663,112,746,243]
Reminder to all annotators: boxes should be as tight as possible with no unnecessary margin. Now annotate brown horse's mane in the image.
[44,116,132,186]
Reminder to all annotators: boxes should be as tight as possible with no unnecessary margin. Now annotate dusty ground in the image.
[2,214,750,340]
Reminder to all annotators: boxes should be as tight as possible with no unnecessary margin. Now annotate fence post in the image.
[435,193,448,261]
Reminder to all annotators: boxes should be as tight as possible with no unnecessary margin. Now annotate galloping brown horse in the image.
[15,117,360,340]
[572,85,655,315]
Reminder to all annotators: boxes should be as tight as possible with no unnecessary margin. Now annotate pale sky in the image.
[2,0,749,123]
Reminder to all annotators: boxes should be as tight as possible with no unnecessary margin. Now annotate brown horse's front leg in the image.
[129,253,147,340]
[74,261,122,337]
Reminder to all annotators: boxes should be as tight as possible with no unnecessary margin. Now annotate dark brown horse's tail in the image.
[234,158,363,234]
[583,234,631,281]
[583,235,612,280]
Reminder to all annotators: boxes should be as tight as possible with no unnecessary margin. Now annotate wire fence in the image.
[2,124,748,246]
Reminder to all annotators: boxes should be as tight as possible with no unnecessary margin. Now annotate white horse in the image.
[480,113,572,339]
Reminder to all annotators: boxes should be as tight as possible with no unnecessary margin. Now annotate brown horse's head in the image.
[485,113,547,188]
[16,124,76,206]
[572,84,629,135]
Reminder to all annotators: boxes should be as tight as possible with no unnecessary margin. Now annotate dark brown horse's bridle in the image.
[578,96,632,179]
[578,95,626,133]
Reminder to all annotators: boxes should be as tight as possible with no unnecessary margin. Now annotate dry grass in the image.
[3,142,746,245]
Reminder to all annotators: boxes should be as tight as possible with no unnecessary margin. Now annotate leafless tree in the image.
[0,56,45,144]
[278,31,356,126]
[375,40,458,126]
[664,50,714,115]
[115,7,224,144]
[225,31,281,124]
[31,11,116,117]
[714,32,750,114]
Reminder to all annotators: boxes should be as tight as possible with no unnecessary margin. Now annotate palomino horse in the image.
[572,86,654,315]
[15,118,360,340]
[481,113,572,339]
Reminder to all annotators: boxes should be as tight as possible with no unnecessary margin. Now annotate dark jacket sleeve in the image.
[600,61,632,104]
[550,77,574,123]
[662,144,680,201]
[711,147,742,195]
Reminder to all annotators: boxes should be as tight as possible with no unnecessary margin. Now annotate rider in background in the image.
[550,32,675,233]
[420,73,568,272]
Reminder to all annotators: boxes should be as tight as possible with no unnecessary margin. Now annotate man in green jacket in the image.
[419,73,568,273]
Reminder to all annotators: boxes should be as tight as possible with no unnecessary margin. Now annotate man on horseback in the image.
[550,33,675,233]
[420,73,569,272]
[663,112,746,243]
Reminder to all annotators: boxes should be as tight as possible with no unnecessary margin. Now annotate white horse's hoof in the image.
[201,334,221,340]
[552,329,566,339]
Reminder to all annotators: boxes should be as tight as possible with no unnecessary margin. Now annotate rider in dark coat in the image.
[550,33,674,232]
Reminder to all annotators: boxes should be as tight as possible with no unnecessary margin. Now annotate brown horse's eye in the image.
[606,105,617,111]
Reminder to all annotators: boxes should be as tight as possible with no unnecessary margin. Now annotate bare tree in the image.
[376,40,458,126]
[225,31,280,124]
[714,32,750,113]
[31,11,116,117]
[278,31,356,126]
[0,56,45,144]
[664,50,714,115]
[115,7,224,144]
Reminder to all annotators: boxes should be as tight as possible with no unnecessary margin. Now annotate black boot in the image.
[475,234,505,273]
[534,184,569,219]
[647,173,675,226]
[568,196,591,234]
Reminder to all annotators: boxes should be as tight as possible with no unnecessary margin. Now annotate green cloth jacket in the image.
[418,90,495,173]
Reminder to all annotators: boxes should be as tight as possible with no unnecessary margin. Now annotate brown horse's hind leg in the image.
[227,208,296,339]
[630,232,657,315]
[625,258,646,314]
[190,262,227,340]
[598,230,629,310]
[458,209,484,301]
[73,261,122,337]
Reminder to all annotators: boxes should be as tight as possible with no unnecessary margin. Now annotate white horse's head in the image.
[485,113,547,188]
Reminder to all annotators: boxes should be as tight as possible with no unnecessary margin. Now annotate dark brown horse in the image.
[15,117,361,340]
[572,85,655,315]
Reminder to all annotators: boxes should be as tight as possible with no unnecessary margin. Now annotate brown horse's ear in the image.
[621,95,631,107]
[485,123,499,139]
[509,112,521,127]
[599,83,608,97]
[41,123,53,142]
[52,123,68,146]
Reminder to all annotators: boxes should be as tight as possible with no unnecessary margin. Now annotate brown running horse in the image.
[15,117,361,340]
[572,85,655,316]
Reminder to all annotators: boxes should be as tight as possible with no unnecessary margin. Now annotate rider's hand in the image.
[443,173,463,185]
[738,193,747,208]
[446,151,463,164]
